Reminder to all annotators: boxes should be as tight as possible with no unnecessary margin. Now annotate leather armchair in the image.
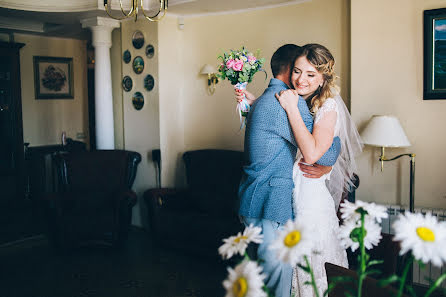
[42,150,141,249]
[144,149,245,258]
[24,139,87,201]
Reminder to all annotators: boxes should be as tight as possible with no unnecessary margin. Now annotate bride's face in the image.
[291,56,324,100]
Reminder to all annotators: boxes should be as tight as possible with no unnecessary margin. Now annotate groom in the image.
[238,44,341,297]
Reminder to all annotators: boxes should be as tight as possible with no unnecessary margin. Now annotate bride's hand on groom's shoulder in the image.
[275,89,299,113]
[235,89,257,105]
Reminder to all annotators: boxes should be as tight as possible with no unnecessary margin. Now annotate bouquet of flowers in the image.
[217,47,265,128]
[218,201,446,297]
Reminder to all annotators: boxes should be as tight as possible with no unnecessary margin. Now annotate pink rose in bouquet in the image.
[226,59,235,69]
[248,56,257,64]
[232,59,244,71]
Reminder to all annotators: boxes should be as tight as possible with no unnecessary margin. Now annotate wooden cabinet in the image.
[0,42,25,206]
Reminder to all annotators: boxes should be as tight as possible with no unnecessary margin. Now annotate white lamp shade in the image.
[200,64,217,75]
[361,115,411,147]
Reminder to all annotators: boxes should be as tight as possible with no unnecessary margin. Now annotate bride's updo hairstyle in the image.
[298,43,339,114]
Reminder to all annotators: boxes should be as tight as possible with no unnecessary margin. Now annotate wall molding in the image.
[0,0,97,12]
[171,0,311,19]
[0,16,45,32]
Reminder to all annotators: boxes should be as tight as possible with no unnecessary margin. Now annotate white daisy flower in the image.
[218,224,263,260]
[393,212,446,267]
[269,220,313,266]
[340,200,388,223]
[339,217,382,252]
[242,224,263,244]
[223,259,267,297]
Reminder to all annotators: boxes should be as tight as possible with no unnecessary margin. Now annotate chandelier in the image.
[104,0,168,22]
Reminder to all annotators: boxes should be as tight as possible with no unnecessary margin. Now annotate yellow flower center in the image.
[234,236,248,243]
[416,227,435,242]
[284,231,301,247]
[232,277,248,297]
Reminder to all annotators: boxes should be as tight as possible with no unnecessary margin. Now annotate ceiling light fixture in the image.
[103,0,168,22]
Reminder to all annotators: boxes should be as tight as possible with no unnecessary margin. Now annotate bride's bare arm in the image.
[276,90,336,164]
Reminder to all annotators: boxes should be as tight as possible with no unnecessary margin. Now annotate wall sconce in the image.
[200,64,218,95]
[360,115,415,212]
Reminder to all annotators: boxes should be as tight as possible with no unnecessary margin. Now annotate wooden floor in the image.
[0,228,227,297]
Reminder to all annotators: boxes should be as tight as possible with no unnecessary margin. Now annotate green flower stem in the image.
[262,285,274,297]
[304,255,320,297]
[423,272,446,297]
[357,213,367,297]
[396,256,414,297]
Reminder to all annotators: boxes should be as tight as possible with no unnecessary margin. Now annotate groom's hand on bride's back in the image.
[298,161,332,178]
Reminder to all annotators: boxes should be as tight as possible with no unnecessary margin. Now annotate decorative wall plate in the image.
[144,74,155,91]
[132,56,144,74]
[132,91,144,110]
[132,30,145,49]
[123,50,131,64]
[122,76,133,92]
[145,44,155,59]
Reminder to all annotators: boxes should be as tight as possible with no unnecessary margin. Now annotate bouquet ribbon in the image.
[234,82,250,129]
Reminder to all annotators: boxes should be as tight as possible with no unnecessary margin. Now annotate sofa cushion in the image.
[191,190,239,216]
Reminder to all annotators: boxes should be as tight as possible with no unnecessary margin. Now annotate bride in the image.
[275,43,362,297]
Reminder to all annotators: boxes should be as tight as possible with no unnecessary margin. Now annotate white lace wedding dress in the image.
[291,98,349,297]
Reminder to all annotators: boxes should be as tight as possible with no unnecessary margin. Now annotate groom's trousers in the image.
[243,217,293,297]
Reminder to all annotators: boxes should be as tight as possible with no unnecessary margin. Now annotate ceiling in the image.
[168,0,309,17]
[0,0,309,40]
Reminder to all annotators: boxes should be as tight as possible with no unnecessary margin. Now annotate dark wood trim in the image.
[0,41,25,49]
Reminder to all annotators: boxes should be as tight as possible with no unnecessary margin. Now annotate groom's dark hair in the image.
[271,44,301,77]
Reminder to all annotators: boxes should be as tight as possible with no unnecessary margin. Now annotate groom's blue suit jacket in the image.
[238,78,341,224]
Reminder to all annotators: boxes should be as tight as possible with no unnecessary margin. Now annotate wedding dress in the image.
[291,97,349,297]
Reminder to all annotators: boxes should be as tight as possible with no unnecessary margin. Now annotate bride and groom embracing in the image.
[238,43,363,297]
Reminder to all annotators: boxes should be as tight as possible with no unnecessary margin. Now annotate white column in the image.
[81,17,120,149]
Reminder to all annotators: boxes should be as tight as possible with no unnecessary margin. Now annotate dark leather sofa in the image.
[41,150,141,249]
[144,149,245,258]
[144,149,362,260]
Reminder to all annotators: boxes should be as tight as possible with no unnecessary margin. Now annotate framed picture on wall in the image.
[33,56,74,99]
[424,8,446,99]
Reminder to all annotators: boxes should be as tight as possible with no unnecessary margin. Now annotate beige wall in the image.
[158,16,186,187]
[17,34,89,146]
[111,28,124,149]
[351,0,446,209]
[159,0,350,187]
[119,19,161,226]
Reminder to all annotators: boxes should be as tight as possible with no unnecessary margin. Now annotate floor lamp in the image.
[360,115,415,212]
